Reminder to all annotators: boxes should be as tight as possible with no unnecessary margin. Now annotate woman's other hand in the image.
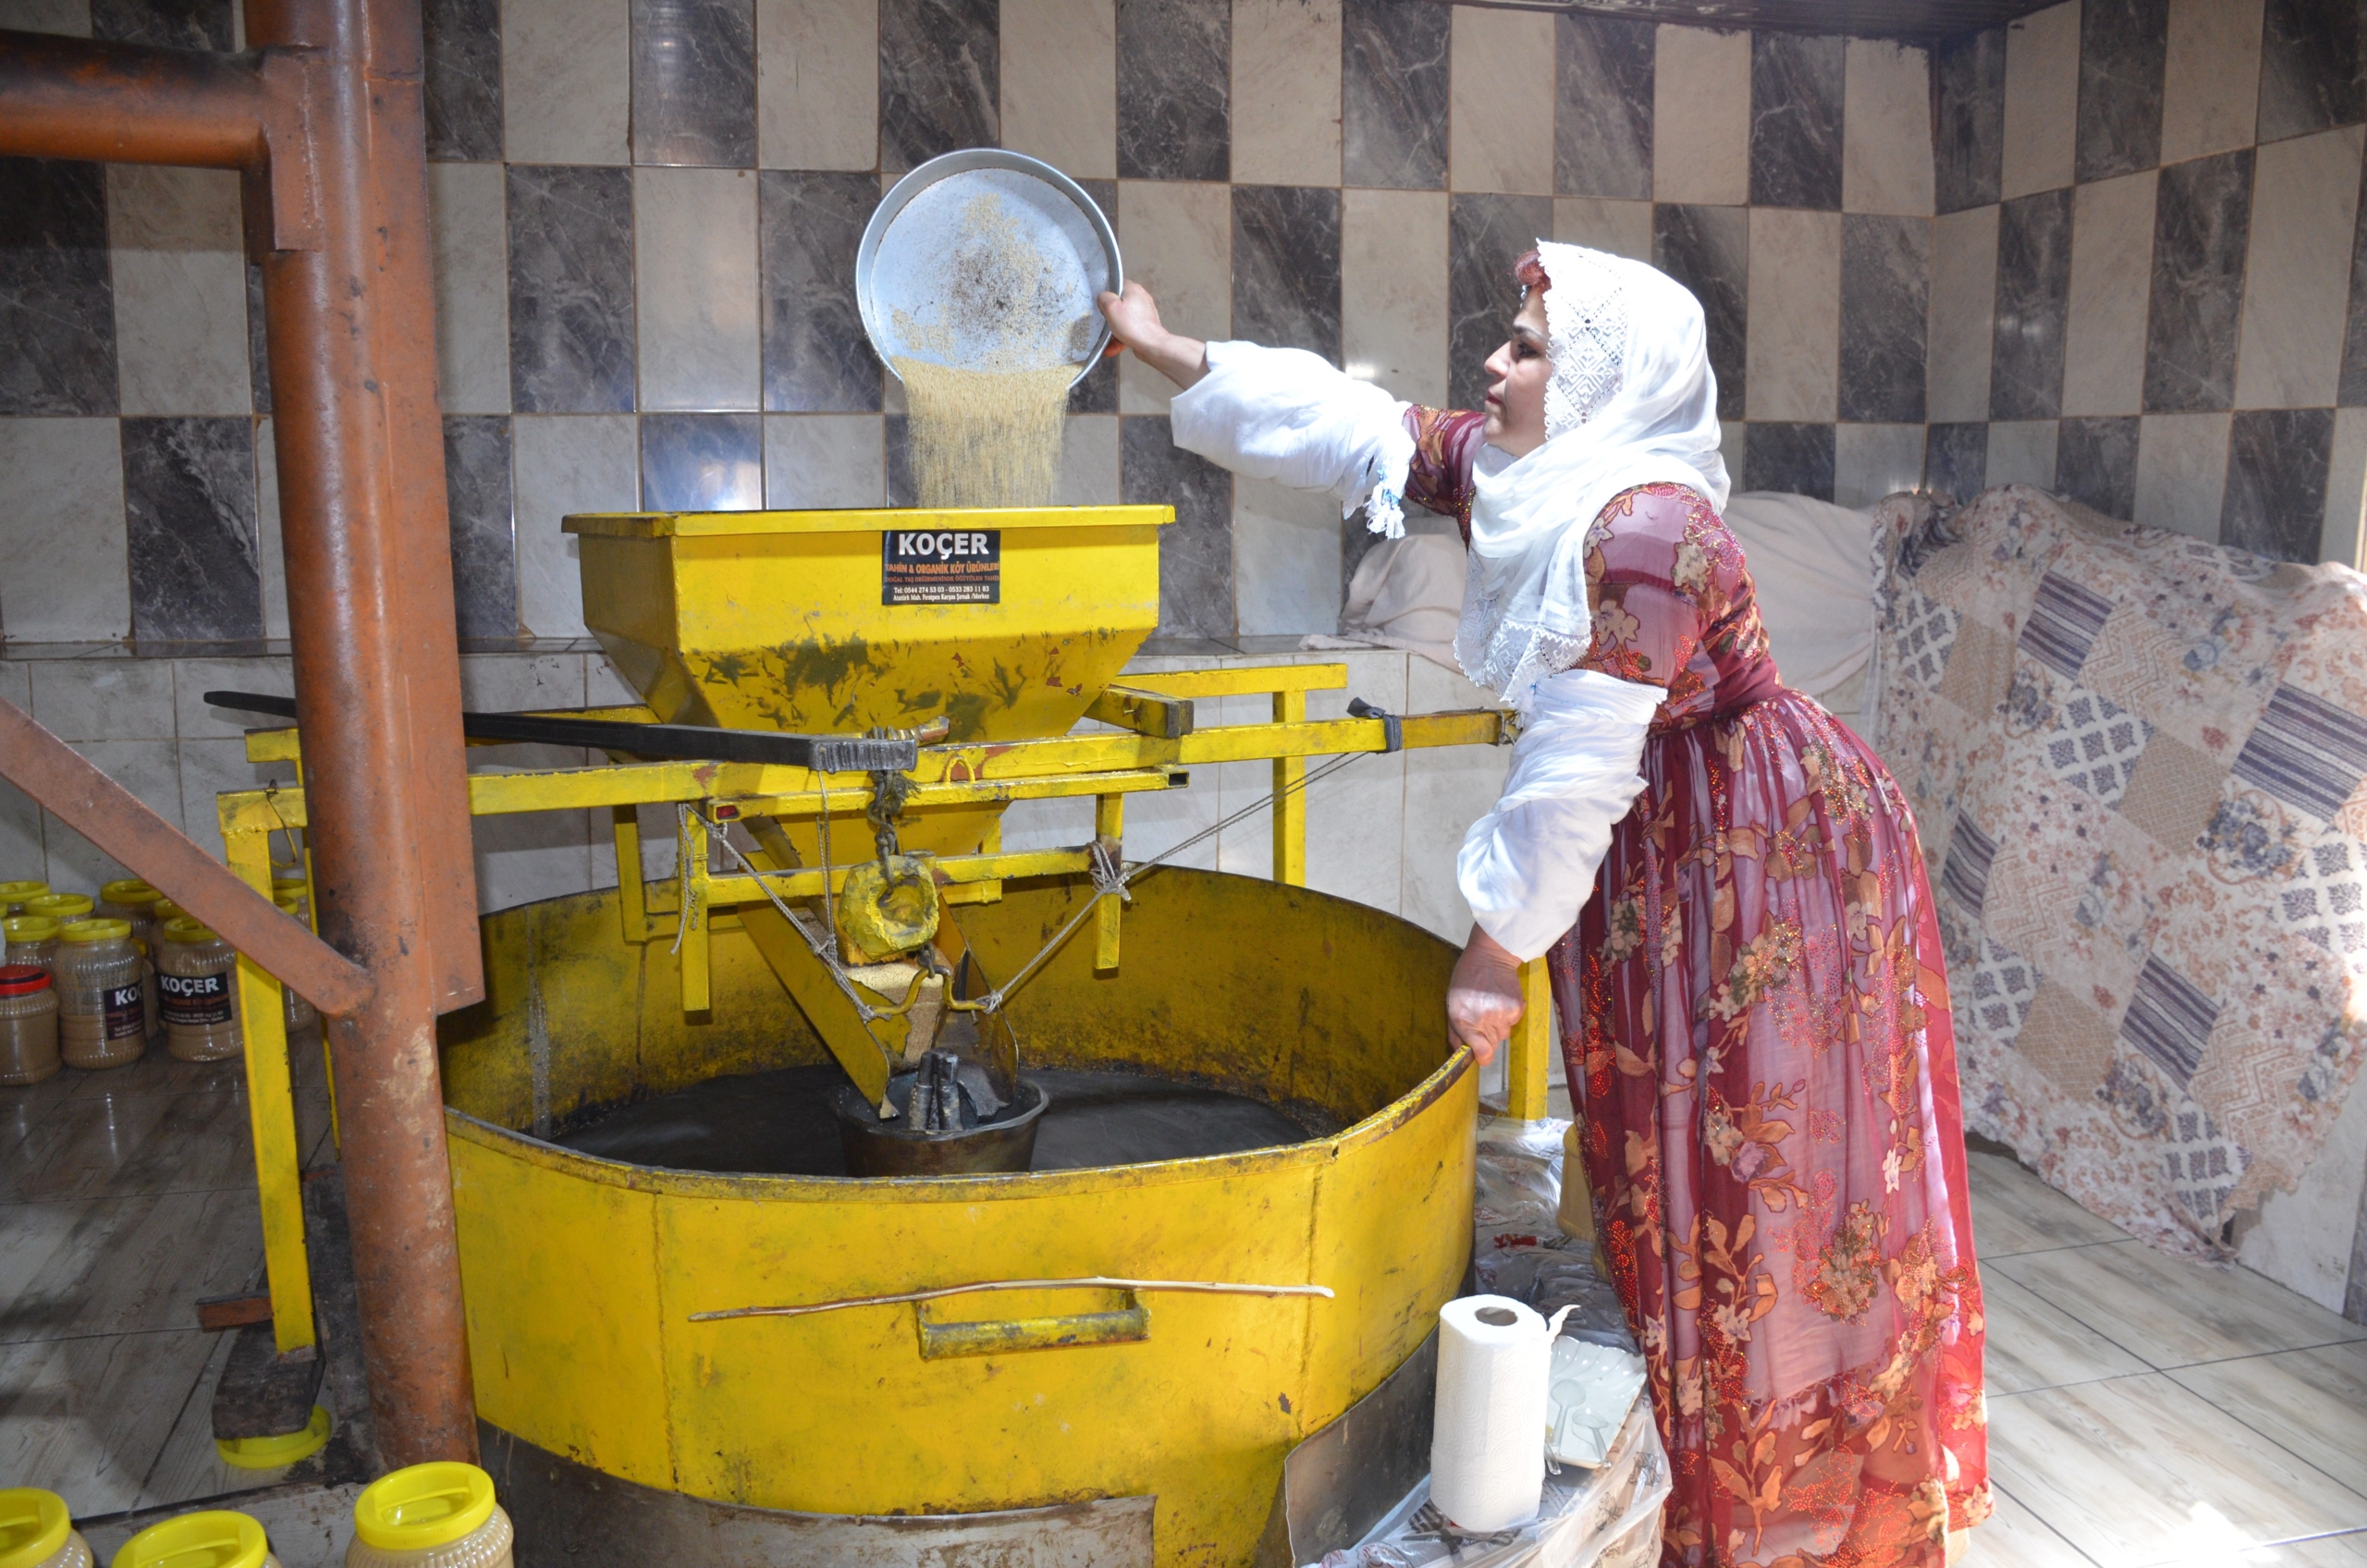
[1098,281,1208,389]
[1446,925,1525,1065]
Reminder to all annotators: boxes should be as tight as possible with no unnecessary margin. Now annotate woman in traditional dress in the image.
[1100,243,1987,1568]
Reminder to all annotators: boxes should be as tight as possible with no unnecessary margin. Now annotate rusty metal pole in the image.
[240,0,485,1466]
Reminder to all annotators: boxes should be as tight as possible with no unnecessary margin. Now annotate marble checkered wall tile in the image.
[0,0,1942,653]
[1931,0,2367,569]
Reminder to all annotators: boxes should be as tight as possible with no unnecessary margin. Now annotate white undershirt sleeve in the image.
[1456,668,1664,962]
[1167,341,1418,537]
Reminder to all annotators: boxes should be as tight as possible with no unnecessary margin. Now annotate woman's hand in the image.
[1446,924,1525,1065]
[1098,281,1208,389]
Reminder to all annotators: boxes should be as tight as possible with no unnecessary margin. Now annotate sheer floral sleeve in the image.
[1576,482,1775,729]
[1400,405,1489,541]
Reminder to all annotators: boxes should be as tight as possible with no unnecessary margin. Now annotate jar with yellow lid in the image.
[22,893,92,925]
[0,881,47,919]
[5,916,62,975]
[0,966,61,1086]
[109,1510,278,1568]
[346,1464,511,1568]
[55,919,143,1070]
[98,882,166,1041]
[271,875,311,921]
[157,917,241,1062]
[0,1487,91,1568]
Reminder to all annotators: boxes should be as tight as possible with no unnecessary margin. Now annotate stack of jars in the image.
[5,915,62,974]
[54,919,144,1070]
[157,916,242,1062]
[0,880,46,918]
[22,892,91,926]
[346,1462,513,1568]
[99,879,168,1044]
[0,964,59,1086]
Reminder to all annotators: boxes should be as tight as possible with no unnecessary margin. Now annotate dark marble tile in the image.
[2143,149,2253,413]
[1233,186,1340,361]
[2055,416,2140,520]
[1743,422,1835,502]
[1840,214,1928,424]
[2343,152,2367,406]
[423,0,503,162]
[506,165,637,415]
[1926,422,1989,501]
[886,413,914,507]
[1749,32,1844,212]
[1117,0,1230,182]
[1935,28,2006,215]
[1449,194,1552,411]
[245,261,270,415]
[1991,188,2072,421]
[632,0,756,167]
[1069,179,1120,414]
[89,0,231,49]
[0,158,116,417]
[2259,0,2367,143]
[2222,407,2334,562]
[1652,203,1748,420]
[1342,0,1450,191]
[443,415,518,642]
[878,0,998,175]
[2076,0,2167,184]
[1554,14,1652,201]
[759,170,879,413]
[640,413,763,510]
[121,417,263,643]
[1122,415,1233,638]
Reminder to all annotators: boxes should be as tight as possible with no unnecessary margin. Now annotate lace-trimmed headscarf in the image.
[1453,240,1730,711]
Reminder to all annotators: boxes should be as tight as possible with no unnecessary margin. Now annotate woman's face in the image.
[1482,291,1552,457]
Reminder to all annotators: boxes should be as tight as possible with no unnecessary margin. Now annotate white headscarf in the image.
[1453,241,1730,710]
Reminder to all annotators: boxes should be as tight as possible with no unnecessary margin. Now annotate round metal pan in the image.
[855,149,1122,389]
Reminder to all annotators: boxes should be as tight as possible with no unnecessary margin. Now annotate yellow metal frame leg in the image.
[1505,957,1554,1122]
[1271,690,1306,887]
[225,827,317,1354]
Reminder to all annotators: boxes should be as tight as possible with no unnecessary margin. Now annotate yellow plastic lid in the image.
[272,894,300,914]
[0,880,47,903]
[60,918,132,945]
[270,876,307,895]
[3,916,62,943]
[109,1511,267,1568]
[100,880,163,908]
[24,894,92,920]
[352,1462,497,1552]
[162,916,221,945]
[153,900,185,923]
[0,1488,70,1568]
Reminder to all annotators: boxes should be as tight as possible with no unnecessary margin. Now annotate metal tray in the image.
[855,149,1122,388]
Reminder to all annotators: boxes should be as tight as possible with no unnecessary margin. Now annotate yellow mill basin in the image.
[438,867,1476,1567]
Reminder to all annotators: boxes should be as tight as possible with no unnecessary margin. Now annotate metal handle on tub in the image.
[916,1291,1149,1359]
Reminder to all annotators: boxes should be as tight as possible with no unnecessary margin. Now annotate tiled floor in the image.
[0,1040,333,1518]
[1,1063,2362,1564]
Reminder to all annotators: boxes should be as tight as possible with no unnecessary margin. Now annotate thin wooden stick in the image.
[690,1275,1335,1322]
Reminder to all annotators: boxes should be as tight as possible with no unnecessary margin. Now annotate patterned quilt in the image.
[1869,484,2367,1256]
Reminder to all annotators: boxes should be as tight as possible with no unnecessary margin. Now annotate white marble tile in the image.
[0,0,89,31]
[2000,0,2079,199]
[1343,188,1448,407]
[1208,692,1275,879]
[426,160,510,416]
[1450,7,1554,197]
[1834,423,1926,508]
[1956,1484,2097,1568]
[511,414,640,638]
[2241,1531,2367,1565]
[43,741,182,893]
[1996,1236,2367,1368]
[2323,406,2367,570]
[2134,410,2233,542]
[1652,25,1749,206]
[1233,478,1342,638]
[2236,125,2367,411]
[756,0,877,171]
[996,793,1096,856]
[1400,658,1505,943]
[0,1327,221,1516]
[1744,207,1840,423]
[503,0,630,165]
[1842,38,1934,216]
[2161,0,2263,165]
[470,782,598,913]
[1986,419,2059,489]
[635,167,761,412]
[177,735,291,862]
[1304,650,1408,916]
[105,165,250,418]
[1551,197,1650,263]
[2062,169,2157,418]
[1928,204,2000,424]
[0,420,129,643]
[2170,1340,2367,1499]
[1055,412,1121,505]
[763,412,886,507]
[29,660,174,741]
[1989,1372,2367,1568]
[1117,181,1230,414]
[253,417,289,642]
[1968,1150,2130,1254]
[169,655,293,741]
[1231,0,1341,188]
[1979,1262,2152,1393]
[1001,0,1115,179]
[2238,1072,2367,1311]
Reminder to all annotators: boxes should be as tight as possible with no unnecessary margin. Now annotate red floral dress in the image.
[1406,410,1990,1568]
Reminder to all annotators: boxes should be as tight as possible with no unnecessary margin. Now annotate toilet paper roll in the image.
[1429,1293,1568,1532]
